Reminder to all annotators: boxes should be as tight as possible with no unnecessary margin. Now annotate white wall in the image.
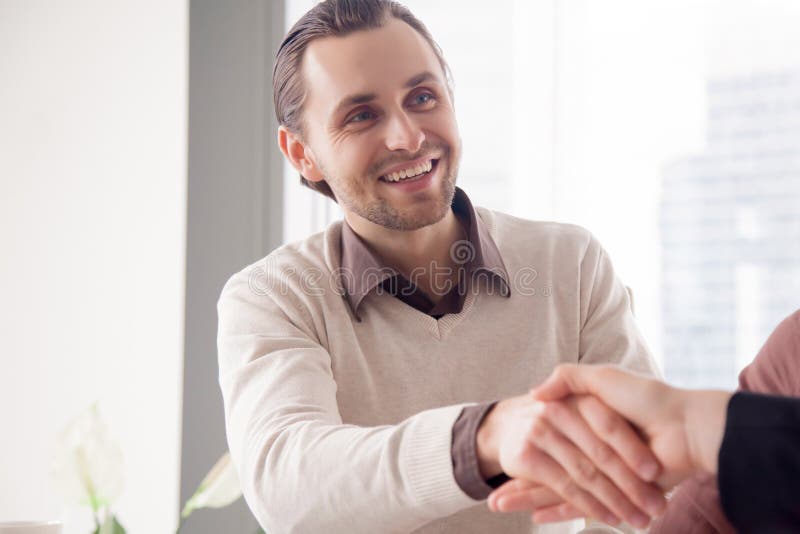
[0,2,187,533]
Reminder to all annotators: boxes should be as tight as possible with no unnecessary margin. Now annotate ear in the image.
[277,126,325,182]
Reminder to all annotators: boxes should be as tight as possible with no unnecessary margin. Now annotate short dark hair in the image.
[272,0,452,201]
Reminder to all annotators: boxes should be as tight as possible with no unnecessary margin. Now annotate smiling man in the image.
[217,1,662,533]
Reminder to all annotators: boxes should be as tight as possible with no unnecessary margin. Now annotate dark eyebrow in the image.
[332,71,438,118]
[404,70,436,88]
[333,92,377,118]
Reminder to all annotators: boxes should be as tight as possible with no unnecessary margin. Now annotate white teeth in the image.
[382,160,434,182]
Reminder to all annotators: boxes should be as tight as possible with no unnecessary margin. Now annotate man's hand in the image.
[533,364,731,482]
[477,392,667,528]
[488,478,583,523]
[487,364,732,524]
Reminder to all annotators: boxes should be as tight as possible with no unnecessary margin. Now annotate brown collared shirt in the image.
[340,187,510,499]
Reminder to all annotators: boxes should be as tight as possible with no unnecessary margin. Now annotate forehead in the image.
[302,18,446,115]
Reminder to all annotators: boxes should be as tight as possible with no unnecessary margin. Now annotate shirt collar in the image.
[339,187,510,318]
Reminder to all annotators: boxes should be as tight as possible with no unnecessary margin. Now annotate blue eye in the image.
[413,92,435,105]
[348,110,375,124]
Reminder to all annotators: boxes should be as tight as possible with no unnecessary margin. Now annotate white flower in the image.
[51,403,124,511]
[181,452,242,518]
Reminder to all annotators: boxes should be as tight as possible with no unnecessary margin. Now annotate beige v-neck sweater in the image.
[217,207,659,534]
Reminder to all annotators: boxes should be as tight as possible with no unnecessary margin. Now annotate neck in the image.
[344,209,464,277]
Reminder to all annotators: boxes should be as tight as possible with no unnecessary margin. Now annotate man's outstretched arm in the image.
[478,232,670,530]
[218,271,478,533]
[475,390,665,528]
[219,264,664,532]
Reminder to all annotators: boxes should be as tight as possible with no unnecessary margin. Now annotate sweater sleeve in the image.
[576,235,661,378]
[718,392,800,532]
[217,269,477,533]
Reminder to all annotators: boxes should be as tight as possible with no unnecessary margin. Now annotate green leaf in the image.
[91,514,126,534]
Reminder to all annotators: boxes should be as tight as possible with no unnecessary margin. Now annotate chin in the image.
[397,206,450,230]
[386,180,456,230]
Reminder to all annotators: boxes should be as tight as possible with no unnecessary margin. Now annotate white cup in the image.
[0,522,62,534]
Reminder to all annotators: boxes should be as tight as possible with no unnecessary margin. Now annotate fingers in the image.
[565,397,666,518]
[531,364,667,419]
[530,364,586,401]
[488,478,540,506]
[487,480,583,524]
[495,488,562,513]
[532,503,584,524]
[516,442,622,525]
[526,406,653,529]
[488,479,563,513]
[574,395,663,485]
[531,364,678,488]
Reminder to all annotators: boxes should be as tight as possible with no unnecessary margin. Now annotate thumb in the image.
[530,364,593,401]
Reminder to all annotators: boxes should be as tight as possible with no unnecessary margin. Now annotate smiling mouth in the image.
[379,159,439,183]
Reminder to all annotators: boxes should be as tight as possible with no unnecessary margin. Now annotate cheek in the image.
[425,109,459,145]
[443,113,460,141]
[322,139,377,180]
[341,135,385,170]
[344,144,376,173]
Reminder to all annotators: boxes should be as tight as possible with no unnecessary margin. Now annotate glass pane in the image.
[281,0,800,388]
[557,0,800,387]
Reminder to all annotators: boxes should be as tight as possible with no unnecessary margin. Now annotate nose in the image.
[383,110,424,153]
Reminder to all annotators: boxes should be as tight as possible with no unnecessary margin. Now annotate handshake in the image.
[477,364,732,529]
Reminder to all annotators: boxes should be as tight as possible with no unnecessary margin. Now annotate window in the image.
[282,0,800,388]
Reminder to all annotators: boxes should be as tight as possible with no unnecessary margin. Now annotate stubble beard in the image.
[328,146,460,231]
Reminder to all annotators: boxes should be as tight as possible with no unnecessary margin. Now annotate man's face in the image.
[299,18,461,231]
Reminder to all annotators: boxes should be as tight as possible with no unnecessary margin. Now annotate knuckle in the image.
[547,365,573,395]
[528,417,550,442]
[509,439,529,462]
[592,442,615,465]
[514,440,540,469]
[581,395,601,411]
[574,457,600,485]
[576,395,598,414]
[626,479,654,504]
[542,401,564,420]
[553,365,568,382]
[596,410,620,435]
[559,479,580,498]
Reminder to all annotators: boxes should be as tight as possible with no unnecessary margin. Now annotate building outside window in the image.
[283,0,800,389]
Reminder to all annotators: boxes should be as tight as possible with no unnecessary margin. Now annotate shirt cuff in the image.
[451,401,511,500]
